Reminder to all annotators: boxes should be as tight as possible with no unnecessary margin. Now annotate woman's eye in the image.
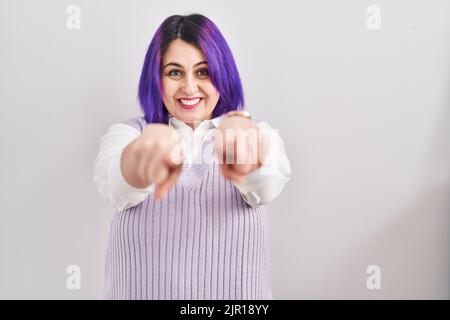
[168,70,183,77]
[166,69,208,79]
[197,69,209,78]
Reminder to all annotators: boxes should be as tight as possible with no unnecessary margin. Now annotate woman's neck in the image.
[186,120,202,131]
[186,114,213,131]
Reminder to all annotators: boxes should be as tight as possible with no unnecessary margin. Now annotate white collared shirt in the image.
[93,115,291,211]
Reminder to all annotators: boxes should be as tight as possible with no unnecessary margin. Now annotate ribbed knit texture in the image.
[103,117,272,300]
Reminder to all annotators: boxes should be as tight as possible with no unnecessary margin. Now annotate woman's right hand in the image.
[120,124,184,200]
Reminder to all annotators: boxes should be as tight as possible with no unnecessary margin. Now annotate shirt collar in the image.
[168,114,224,132]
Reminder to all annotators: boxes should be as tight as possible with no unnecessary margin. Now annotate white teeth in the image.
[180,98,200,105]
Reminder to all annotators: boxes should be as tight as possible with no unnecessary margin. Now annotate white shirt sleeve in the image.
[93,123,155,211]
[232,121,292,208]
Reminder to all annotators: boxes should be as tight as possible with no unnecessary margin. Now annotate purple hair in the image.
[138,14,245,124]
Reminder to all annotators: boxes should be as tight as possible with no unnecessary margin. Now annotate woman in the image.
[94,13,291,300]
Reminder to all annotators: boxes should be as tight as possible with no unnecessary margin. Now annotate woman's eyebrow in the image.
[162,60,208,69]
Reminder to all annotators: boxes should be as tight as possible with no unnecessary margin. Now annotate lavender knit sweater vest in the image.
[103,116,273,300]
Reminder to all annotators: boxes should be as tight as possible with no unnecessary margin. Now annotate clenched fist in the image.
[121,124,184,200]
[214,116,268,184]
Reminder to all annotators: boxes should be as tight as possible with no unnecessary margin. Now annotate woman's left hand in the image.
[214,116,267,184]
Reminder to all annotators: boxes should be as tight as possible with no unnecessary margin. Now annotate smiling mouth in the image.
[177,98,203,109]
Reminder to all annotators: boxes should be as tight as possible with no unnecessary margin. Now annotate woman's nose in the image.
[182,74,198,95]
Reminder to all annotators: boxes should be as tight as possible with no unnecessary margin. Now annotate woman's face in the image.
[161,39,220,128]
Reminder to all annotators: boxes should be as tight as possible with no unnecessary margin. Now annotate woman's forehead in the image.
[162,39,206,66]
